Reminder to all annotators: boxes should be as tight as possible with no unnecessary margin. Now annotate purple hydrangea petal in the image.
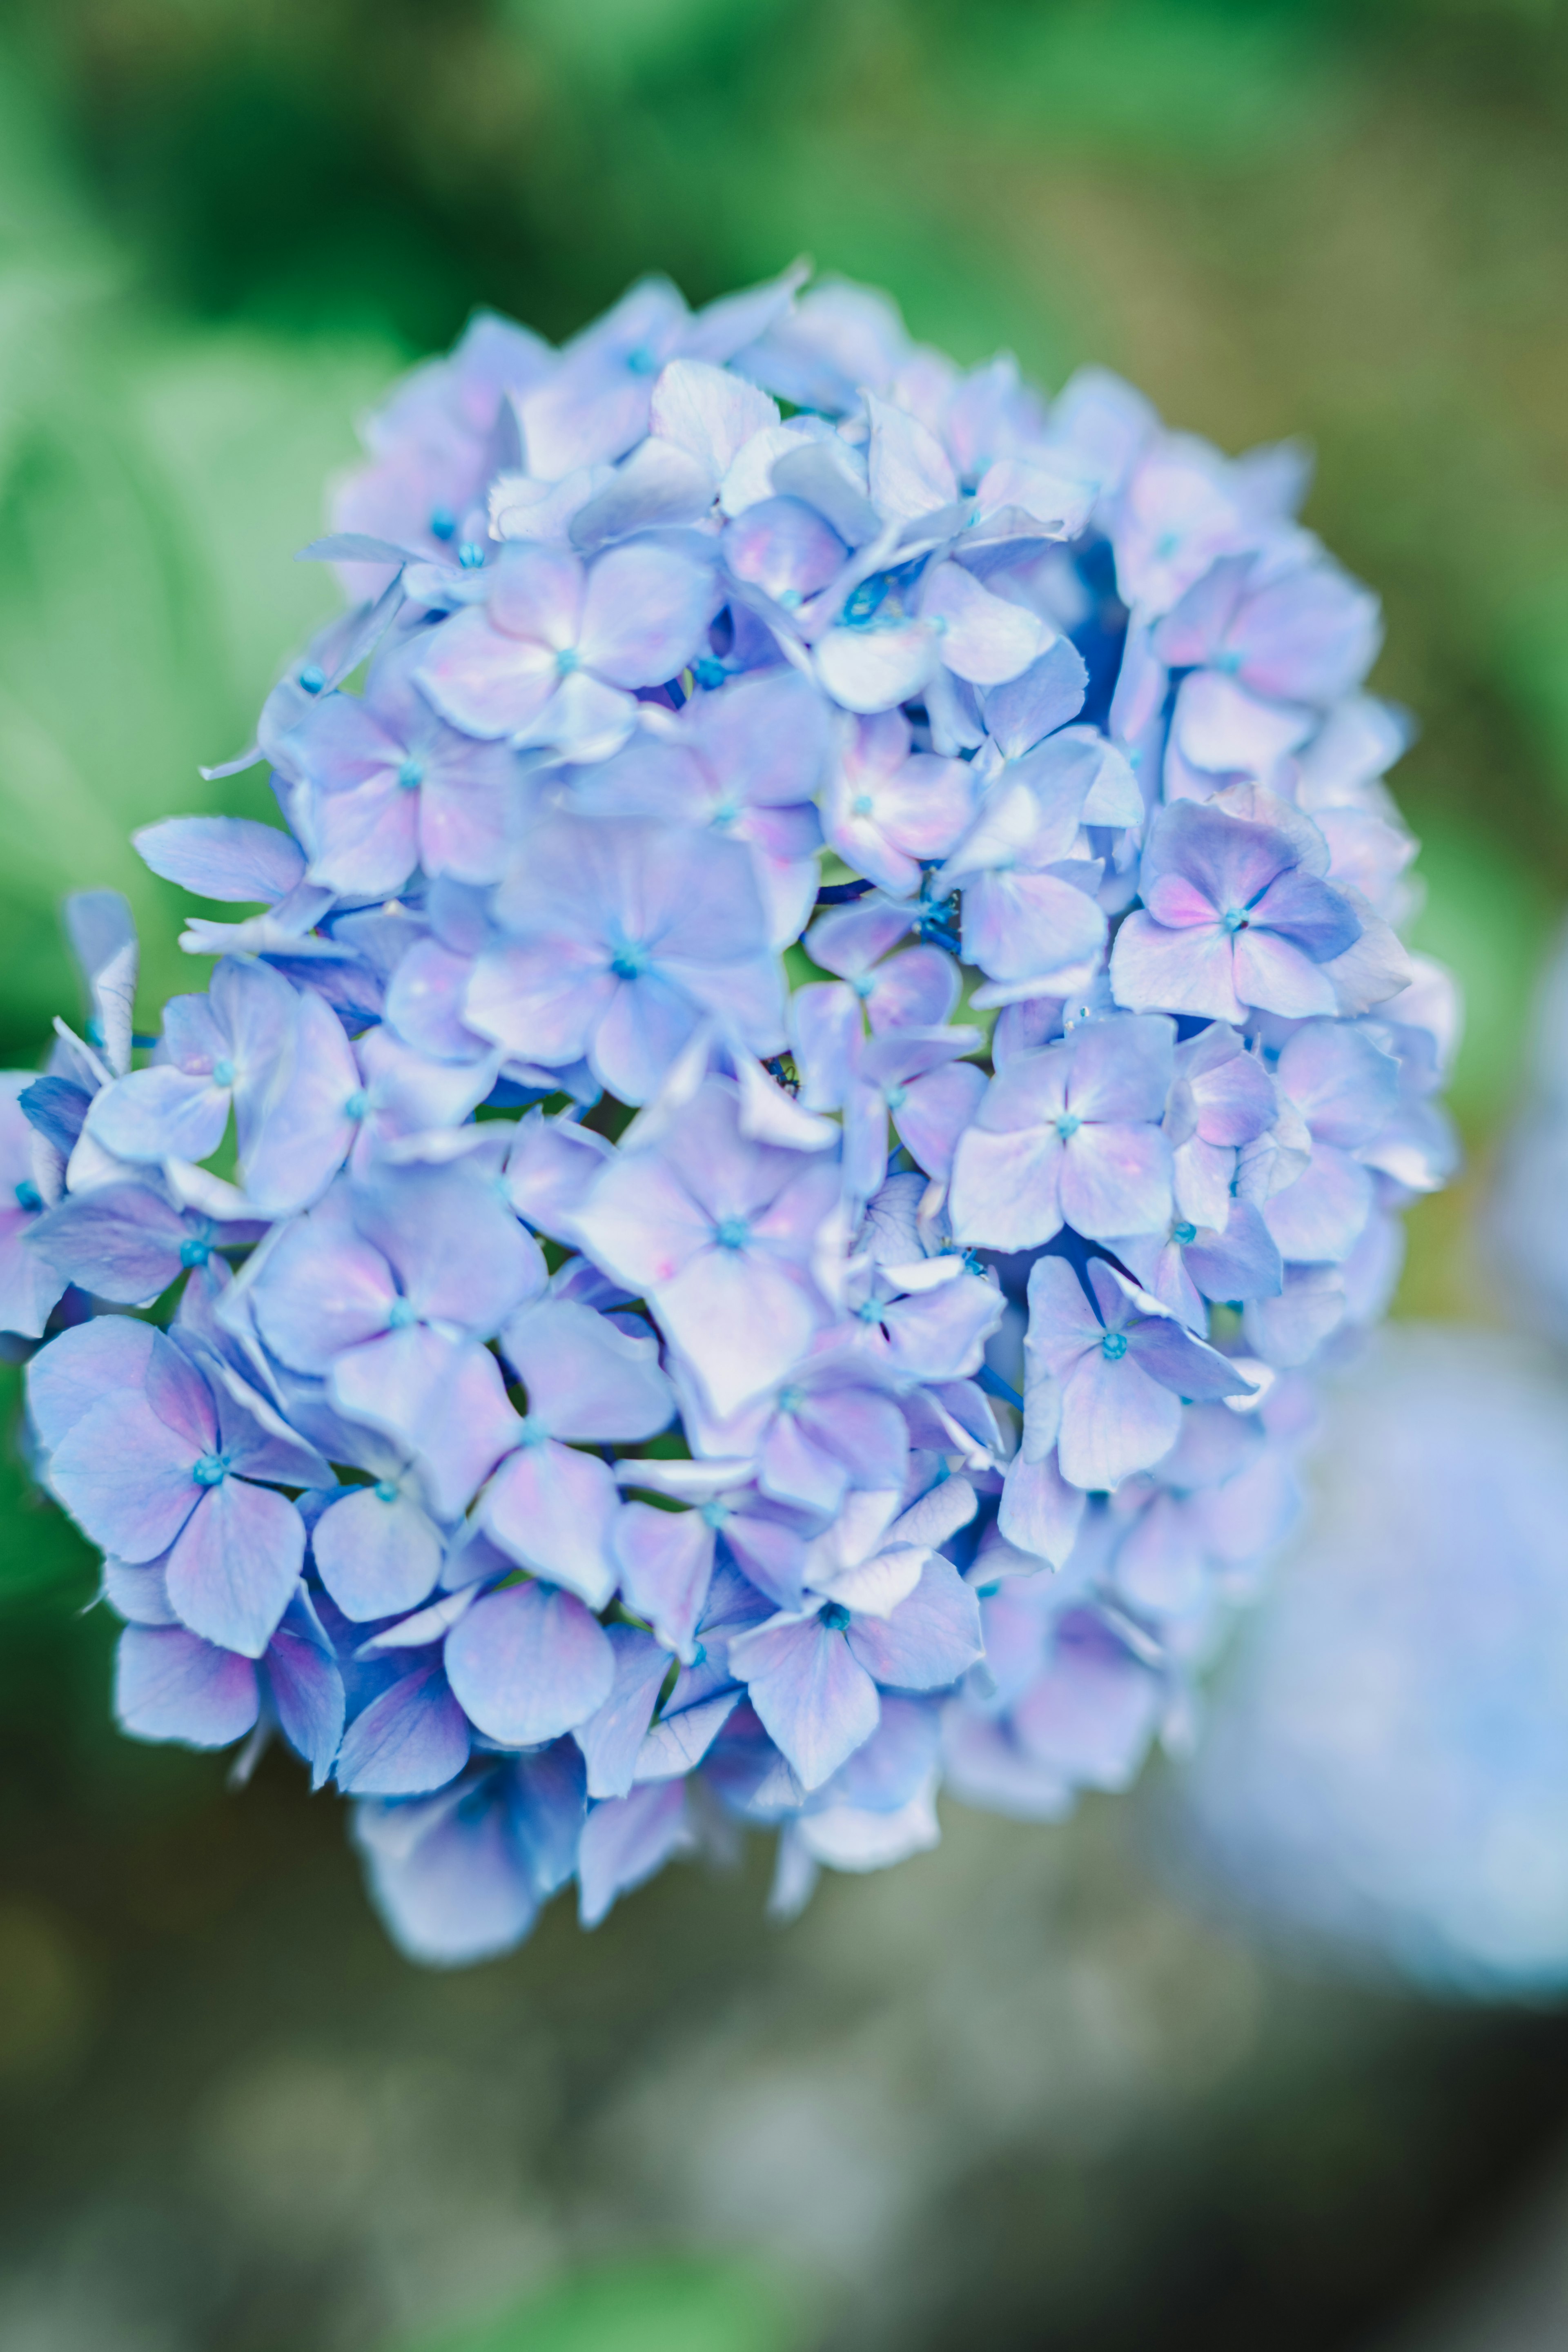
[613,1502,716,1661]
[573,1625,673,1800]
[577,1781,693,1928]
[336,1664,473,1796]
[312,1485,443,1621]
[115,1622,260,1749]
[444,1580,615,1747]
[844,1559,983,1689]
[728,1613,881,1791]
[163,1475,306,1658]
[481,1438,623,1608]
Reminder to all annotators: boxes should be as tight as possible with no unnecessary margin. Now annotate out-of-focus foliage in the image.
[396,2258,802,2352]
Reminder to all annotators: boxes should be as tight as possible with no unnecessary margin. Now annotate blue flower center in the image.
[13,1180,41,1213]
[1154,531,1180,561]
[776,1385,804,1415]
[1172,1221,1197,1245]
[212,1057,235,1088]
[625,345,658,375]
[841,575,890,628]
[609,941,649,981]
[555,646,581,676]
[884,1084,907,1111]
[1101,1331,1128,1361]
[857,1298,882,1323]
[386,1297,417,1330]
[851,793,875,817]
[1214,648,1243,676]
[778,587,803,611]
[713,1215,750,1251]
[298,665,326,695]
[699,1499,732,1530]
[192,1452,230,1487]
[1221,907,1249,935]
[710,797,740,827]
[517,1413,550,1448]
[458,542,485,569]
[396,757,423,791]
[851,972,875,999]
[691,657,726,690]
[819,1601,853,1633]
[178,1235,212,1268]
[344,1089,370,1120]
[1055,1113,1081,1141]
[374,1479,399,1502]
[429,507,457,541]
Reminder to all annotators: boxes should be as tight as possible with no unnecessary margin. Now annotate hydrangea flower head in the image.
[11,268,1453,1960]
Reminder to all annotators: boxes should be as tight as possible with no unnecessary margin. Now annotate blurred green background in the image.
[2,3,1568,2348]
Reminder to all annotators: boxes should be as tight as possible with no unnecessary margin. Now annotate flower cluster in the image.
[11,270,1457,1962]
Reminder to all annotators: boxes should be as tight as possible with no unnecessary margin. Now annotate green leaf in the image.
[395,2256,806,2352]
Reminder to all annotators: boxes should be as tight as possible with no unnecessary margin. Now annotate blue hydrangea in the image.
[10,270,1456,1964]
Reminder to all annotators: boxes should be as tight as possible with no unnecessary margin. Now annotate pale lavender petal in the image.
[115,1623,259,1749]
[576,541,718,686]
[980,637,1088,759]
[1230,926,1341,1018]
[1110,910,1246,1022]
[845,1559,983,1689]
[134,815,305,903]
[921,561,1045,685]
[728,1613,881,1791]
[312,1486,443,1621]
[573,1625,673,1800]
[336,1664,472,1795]
[333,1328,520,1521]
[613,1501,716,1661]
[1262,1144,1373,1264]
[998,1448,1086,1566]
[1059,1123,1173,1240]
[948,1123,1065,1251]
[1058,1351,1182,1489]
[417,605,558,739]
[445,1581,615,1746]
[354,1165,544,1330]
[87,1065,230,1165]
[240,989,359,1216]
[481,1437,623,1608]
[27,1316,158,1451]
[47,1391,201,1561]
[250,1208,394,1372]
[499,1297,672,1441]
[815,621,937,715]
[352,1776,536,1964]
[163,1477,305,1658]
[263,1596,345,1788]
[577,1781,693,1928]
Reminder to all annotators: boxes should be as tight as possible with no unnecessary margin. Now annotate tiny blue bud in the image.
[1221,908,1248,935]
[386,1297,416,1330]
[344,1089,370,1120]
[212,1058,236,1088]
[556,647,581,675]
[699,1499,731,1530]
[1101,1331,1129,1361]
[517,1413,550,1448]
[178,1236,212,1269]
[713,1215,750,1251]
[819,1601,853,1633]
[429,507,457,541]
[298,665,326,694]
[192,1452,229,1488]
[374,1480,399,1503]
[691,657,726,690]
[396,757,423,791]
[1055,1113,1081,1141]
[1172,1221,1197,1245]
[851,793,875,818]
[458,541,485,569]
[625,345,658,375]
[13,1180,42,1213]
